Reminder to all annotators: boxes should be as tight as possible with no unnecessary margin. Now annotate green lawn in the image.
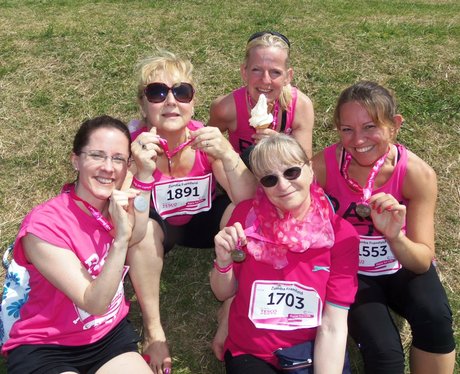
[0,1,458,373]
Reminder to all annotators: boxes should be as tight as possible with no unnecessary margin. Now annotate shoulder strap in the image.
[280,110,287,132]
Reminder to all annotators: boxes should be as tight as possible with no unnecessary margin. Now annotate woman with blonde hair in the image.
[126,50,256,374]
[208,31,314,160]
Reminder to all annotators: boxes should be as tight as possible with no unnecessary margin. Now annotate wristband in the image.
[213,259,233,273]
[132,176,155,191]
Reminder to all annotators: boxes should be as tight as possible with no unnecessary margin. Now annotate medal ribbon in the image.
[341,146,391,204]
[63,183,114,232]
[247,91,280,130]
[158,136,194,174]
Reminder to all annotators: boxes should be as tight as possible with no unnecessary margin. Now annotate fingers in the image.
[215,223,247,256]
[369,192,406,214]
[190,127,228,153]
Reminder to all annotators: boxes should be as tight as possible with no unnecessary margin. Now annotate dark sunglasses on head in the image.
[247,31,291,48]
[259,165,303,188]
[144,82,195,103]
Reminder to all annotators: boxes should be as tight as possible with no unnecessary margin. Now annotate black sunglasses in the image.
[247,31,291,48]
[259,165,303,188]
[144,82,195,103]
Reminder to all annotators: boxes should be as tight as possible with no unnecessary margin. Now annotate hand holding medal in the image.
[368,192,406,240]
[341,146,391,218]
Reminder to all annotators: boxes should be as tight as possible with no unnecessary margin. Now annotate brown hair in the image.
[334,81,399,138]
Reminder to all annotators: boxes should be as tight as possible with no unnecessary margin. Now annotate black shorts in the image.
[6,318,140,374]
[150,193,232,253]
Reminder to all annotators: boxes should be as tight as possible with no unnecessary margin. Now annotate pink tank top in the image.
[229,86,297,154]
[130,120,216,226]
[324,143,408,276]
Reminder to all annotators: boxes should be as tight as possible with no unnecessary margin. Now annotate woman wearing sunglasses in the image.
[126,51,257,374]
[210,134,359,373]
[208,31,314,161]
[2,116,153,373]
[312,81,455,373]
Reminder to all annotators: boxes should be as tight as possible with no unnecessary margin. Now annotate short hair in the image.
[136,50,194,100]
[249,134,310,179]
[334,81,399,136]
[73,115,131,157]
[243,32,292,110]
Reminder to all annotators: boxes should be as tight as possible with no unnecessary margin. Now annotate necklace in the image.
[341,145,391,218]
[63,183,113,232]
[246,90,280,130]
[158,133,193,175]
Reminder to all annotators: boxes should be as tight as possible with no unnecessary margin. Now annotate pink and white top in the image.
[129,119,216,226]
[323,143,408,276]
[2,192,130,353]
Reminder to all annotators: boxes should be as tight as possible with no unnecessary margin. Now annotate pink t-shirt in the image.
[130,120,216,226]
[323,143,408,276]
[224,199,359,367]
[229,86,298,154]
[2,192,130,354]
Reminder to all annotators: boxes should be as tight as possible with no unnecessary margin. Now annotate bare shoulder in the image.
[403,150,437,199]
[208,93,237,132]
[312,150,327,188]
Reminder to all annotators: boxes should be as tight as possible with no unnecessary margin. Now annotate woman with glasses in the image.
[210,134,359,373]
[2,116,153,373]
[126,50,256,374]
[312,81,456,373]
[208,30,314,161]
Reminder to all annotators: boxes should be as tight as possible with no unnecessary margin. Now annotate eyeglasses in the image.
[144,82,195,104]
[259,165,303,188]
[247,31,291,48]
[80,151,129,166]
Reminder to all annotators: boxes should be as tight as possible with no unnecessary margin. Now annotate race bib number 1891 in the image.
[153,174,212,219]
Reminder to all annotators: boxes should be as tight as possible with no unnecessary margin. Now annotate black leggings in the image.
[348,265,455,374]
[224,350,281,374]
[150,193,231,253]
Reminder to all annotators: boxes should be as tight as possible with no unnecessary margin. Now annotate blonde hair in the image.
[334,81,399,140]
[243,33,292,110]
[250,134,310,179]
[136,50,194,100]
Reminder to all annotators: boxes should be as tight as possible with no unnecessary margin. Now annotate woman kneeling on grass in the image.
[312,81,456,374]
[126,50,256,374]
[210,134,359,374]
[2,116,153,374]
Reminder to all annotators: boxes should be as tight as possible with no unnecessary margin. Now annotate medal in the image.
[341,146,391,216]
[133,195,149,212]
[231,249,246,262]
[231,238,246,263]
[356,203,371,218]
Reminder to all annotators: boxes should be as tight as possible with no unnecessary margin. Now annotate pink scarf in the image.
[245,183,335,269]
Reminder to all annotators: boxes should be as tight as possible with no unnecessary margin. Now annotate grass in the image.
[0,0,459,373]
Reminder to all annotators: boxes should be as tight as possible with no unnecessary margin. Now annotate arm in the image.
[23,191,133,316]
[210,223,245,301]
[208,94,237,133]
[311,150,327,188]
[314,304,349,374]
[290,90,314,159]
[127,126,162,245]
[370,153,436,273]
[191,126,257,203]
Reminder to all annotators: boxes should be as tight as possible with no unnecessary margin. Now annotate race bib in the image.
[153,174,212,219]
[358,236,402,276]
[248,280,322,331]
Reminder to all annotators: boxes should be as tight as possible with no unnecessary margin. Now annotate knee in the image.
[410,308,455,353]
[357,343,405,374]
